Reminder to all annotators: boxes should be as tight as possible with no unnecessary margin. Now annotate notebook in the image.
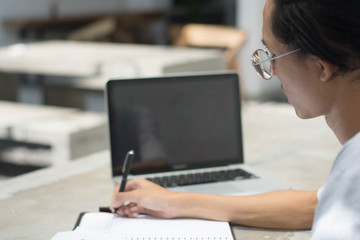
[52,212,234,240]
[106,72,290,195]
[72,212,234,240]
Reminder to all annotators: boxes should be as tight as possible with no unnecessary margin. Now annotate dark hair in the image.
[271,0,360,73]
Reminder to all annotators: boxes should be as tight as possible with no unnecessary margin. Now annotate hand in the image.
[110,178,177,218]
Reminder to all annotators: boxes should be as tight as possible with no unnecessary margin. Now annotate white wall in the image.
[236,0,282,100]
[0,24,16,46]
[0,0,51,45]
[0,0,170,45]
[57,0,169,17]
[0,0,50,20]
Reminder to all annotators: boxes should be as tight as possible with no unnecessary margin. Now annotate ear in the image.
[317,59,338,82]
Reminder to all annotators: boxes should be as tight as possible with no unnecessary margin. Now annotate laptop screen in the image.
[106,73,243,176]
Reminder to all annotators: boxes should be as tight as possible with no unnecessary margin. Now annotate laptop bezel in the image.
[105,72,244,178]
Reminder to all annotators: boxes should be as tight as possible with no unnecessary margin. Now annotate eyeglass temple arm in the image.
[252,48,301,66]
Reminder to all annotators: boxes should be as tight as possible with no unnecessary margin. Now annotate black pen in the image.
[114,150,135,213]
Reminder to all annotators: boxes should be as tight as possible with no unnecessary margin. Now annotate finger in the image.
[111,190,139,210]
[124,178,141,191]
[116,206,126,216]
[114,202,135,215]
[111,198,127,210]
[128,206,140,218]
[110,184,121,209]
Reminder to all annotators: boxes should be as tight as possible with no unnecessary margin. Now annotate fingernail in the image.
[112,200,120,207]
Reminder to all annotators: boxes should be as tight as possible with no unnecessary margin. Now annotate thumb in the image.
[111,191,138,209]
[110,184,120,208]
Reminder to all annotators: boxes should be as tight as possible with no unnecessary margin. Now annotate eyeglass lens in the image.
[251,49,272,80]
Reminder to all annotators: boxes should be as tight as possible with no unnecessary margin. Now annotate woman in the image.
[111,0,360,238]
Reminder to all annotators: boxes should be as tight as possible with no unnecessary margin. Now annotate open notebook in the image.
[51,212,234,240]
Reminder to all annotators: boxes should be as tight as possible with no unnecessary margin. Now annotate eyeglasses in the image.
[251,47,301,80]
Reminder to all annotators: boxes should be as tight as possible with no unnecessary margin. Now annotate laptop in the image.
[106,72,290,195]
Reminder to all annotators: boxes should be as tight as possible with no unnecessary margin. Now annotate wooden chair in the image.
[67,13,166,43]
[67,17,117,42]
[173,24,247,71]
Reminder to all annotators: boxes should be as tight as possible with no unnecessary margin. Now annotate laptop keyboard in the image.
[146,168,257,188]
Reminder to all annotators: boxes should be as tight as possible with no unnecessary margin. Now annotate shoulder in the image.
[311,132,360,239]
[339,131,360,159]
[325,131,360,194]
[331,131,360,174]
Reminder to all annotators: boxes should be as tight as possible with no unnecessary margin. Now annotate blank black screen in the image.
[107,73,243,176]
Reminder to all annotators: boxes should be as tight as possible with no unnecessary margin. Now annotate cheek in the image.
[275,65,323,118]
[274,57,313,97]
[274,63,304,98]
[280,75,308,102]
[282,80,319,118]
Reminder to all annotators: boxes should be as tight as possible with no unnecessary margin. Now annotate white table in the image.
[0,40,226,77]
[0,40,226,106]
[0,101,108,165]
[0,102,342,239]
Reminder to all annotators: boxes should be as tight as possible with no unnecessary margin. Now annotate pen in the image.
[114,150,135,213]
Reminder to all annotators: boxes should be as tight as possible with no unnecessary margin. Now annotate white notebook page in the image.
[79,212,234,240]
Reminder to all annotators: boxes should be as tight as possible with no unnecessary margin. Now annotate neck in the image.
[325,72,360,145]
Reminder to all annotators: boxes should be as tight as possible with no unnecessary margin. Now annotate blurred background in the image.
[0,0,286,181]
